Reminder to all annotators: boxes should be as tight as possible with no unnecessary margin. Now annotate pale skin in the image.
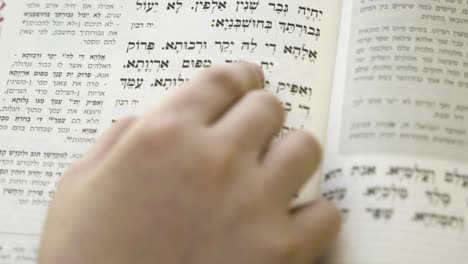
[38,62,341,264]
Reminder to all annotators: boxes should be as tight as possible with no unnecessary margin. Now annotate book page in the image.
[322,1,468,263]
[0,0,342,262]
[0,0,5,36]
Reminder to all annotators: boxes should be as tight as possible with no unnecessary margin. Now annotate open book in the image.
[0,0,467,263]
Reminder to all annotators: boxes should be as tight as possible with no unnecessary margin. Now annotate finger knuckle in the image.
[291,132,319,156]
[320,200,342,228]
[277,132,320,167]
[250,92,285,121]
[253,91,282,109]
[206,65,244,97]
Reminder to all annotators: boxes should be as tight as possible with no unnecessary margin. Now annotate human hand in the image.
[39,62,340,264]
